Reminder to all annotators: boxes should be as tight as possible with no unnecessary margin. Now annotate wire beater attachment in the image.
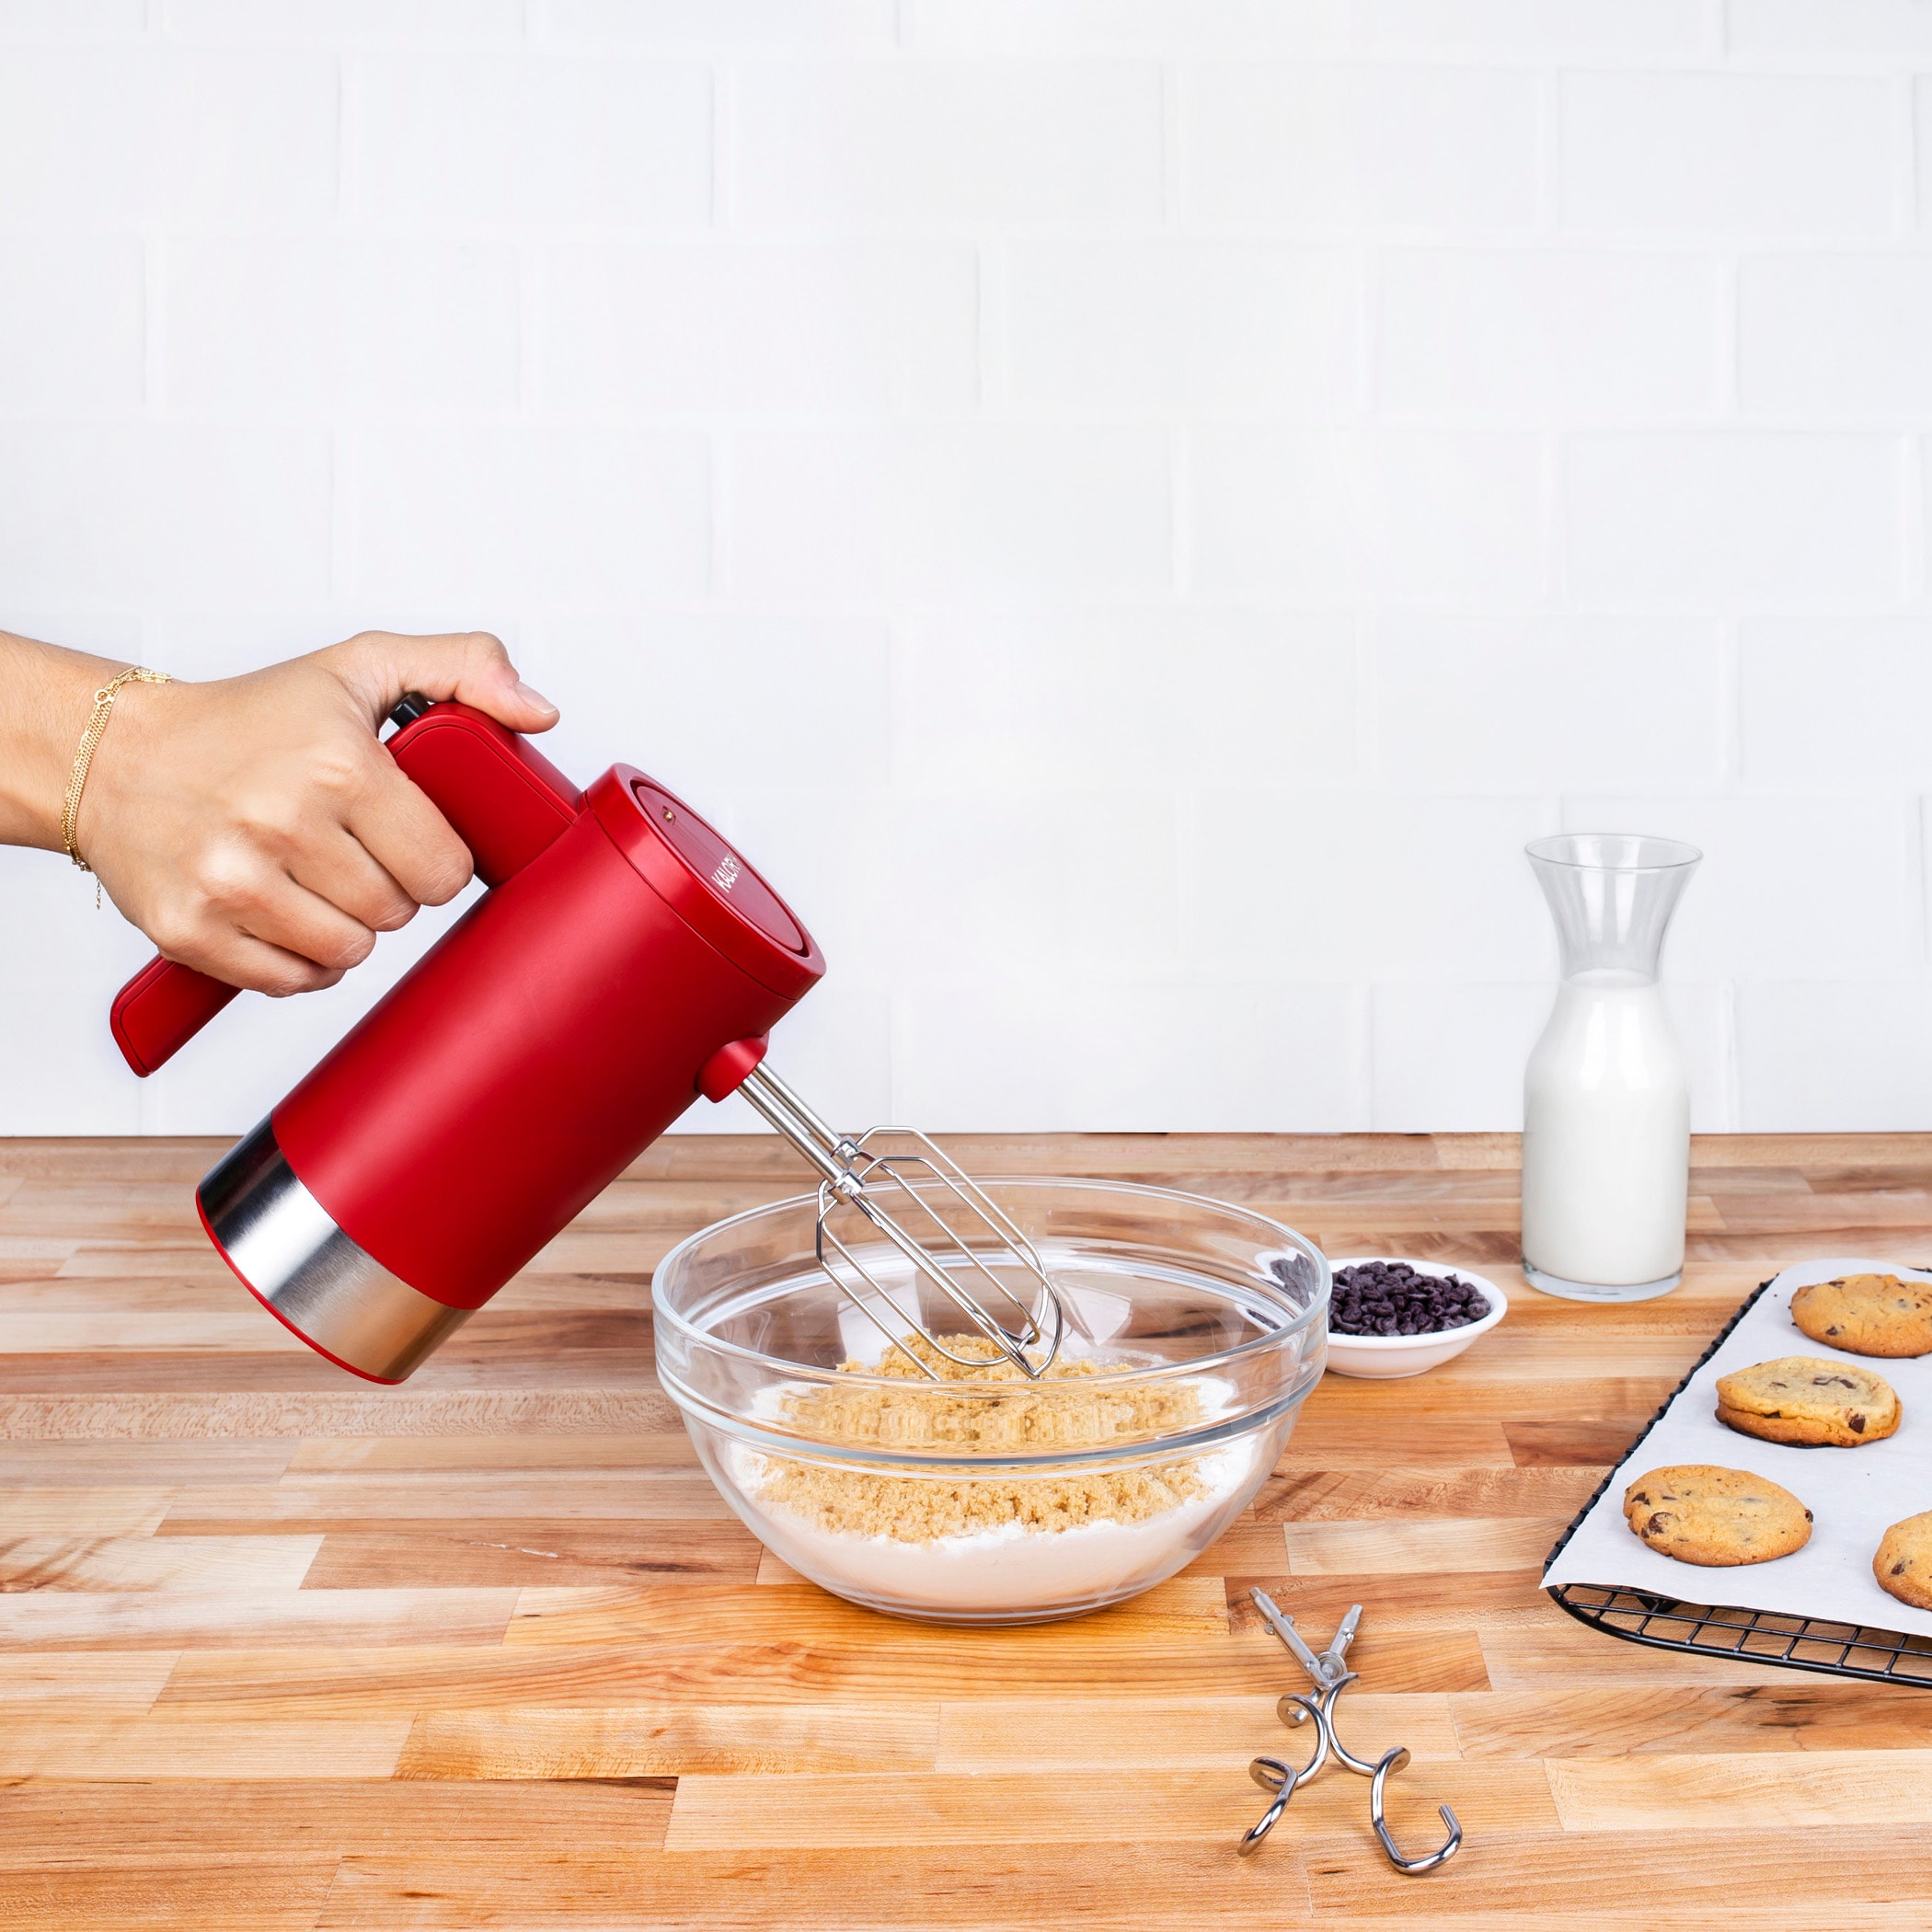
[737,1063,1065,1379]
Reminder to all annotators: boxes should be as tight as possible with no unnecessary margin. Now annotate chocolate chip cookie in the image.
[1714,1355,1900,1448]
[1790,1273,1932,1358]
[1874,1512,1932,1611]
[1623,1465,1813,1568]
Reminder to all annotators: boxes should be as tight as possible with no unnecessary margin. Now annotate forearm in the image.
[0,630,123,852]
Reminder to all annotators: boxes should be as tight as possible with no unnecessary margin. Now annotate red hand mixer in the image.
[108,698,1063,1385]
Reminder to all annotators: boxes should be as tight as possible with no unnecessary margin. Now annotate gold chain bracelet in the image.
[62,666,172,904]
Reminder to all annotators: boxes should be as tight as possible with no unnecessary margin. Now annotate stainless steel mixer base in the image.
[200,1119,471,1383]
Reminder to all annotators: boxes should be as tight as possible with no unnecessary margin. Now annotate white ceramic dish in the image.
[1322,1257,1507,1380]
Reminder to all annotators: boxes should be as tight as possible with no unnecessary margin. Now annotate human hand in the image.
[79,630,558,995]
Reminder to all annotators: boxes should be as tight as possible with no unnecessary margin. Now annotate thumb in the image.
[329,629,561,734]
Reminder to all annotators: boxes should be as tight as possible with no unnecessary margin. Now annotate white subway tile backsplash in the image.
[1377,251,1723,422]
[1740,256,1932,420]
[1737,983,1932,1131]
[526,612,891,805]
[1362,0,1712,53]
[164,1,526,39]
[1740,618,1932,786]
[1182,65,1541,233]
[541,245,978,419]
[732,62,1164,230]
[1006,243,1361,418]
[0,0,144,32]
[903,0,1354,55]
[893,608,1359,795]
[351,55,711,228]
[895,980,1365,1132]
[1369,981,1546,1133]
[0,236,144,416]
[547,0,897,49]
[0,48,339,224]
[886,789,1184,986]
[1184,794,1556,981]
[726,428,1173,601]
[1373,616,1726,792]
[1559,73,1895,237]
[1563,435,1906,607]
[1728,0,1932,59]
[1190,430,1549,601]
[0,426,332,607]
[2,19,1929,1139]
[1559,795,1915,982]
[353,429,711,604]
[162,239,520,417]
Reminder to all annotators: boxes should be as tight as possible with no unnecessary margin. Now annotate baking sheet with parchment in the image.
[1544,1258,1932,1639]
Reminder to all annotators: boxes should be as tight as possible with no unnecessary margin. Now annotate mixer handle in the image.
[108,698,585,1076]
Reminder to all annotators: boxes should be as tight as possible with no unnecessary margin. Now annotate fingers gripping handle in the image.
[108,698,584,1077]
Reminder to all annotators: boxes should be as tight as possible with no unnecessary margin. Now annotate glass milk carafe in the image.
[1521,834,1702,1304]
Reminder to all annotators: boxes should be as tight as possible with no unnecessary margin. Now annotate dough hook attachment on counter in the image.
[1237,1588,1463,1875]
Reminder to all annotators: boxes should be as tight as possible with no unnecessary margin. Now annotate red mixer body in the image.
[109,701,823,1384]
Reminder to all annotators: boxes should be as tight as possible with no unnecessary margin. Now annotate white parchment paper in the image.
[1543,1257,1932,1638]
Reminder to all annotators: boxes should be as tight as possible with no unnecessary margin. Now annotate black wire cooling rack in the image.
[1543,1272,1932,1689]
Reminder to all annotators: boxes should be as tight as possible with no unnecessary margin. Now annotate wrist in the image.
[0,633,122,852]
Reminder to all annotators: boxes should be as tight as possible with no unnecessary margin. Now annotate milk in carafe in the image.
[1520,836,1701,1304]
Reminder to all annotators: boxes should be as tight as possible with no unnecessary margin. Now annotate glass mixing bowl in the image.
[652,1178,1328,1625]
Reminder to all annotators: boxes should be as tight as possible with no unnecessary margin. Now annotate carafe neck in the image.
[1526,834,1701,982]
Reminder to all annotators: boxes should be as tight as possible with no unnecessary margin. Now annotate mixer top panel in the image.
[628,777,809,956]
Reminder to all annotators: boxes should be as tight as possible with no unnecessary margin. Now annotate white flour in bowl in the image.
[730,1435,1262,1615]
[722,1334,1266,1616]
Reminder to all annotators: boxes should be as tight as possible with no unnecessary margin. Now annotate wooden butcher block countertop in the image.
[6,1132,1932,1928]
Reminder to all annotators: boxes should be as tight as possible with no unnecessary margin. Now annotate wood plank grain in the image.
[0,1865,338,1932]
[6,1129,1931,1927]
[1549,1748,1932,1829]
[158,1470,735,1530]
[316,1845,1310,1932]
[0,1488,175,1535]
[0,1778,675,1869]
[153,1628,1489,1712]
[0,1712,410,1778]
[0,1533,320,1593]
[300,1521,764,1590]
[0,1388,683,1439]
[1300,1823,1932,1919]
[661,1759,1558,1849]
[1282,1517,1567,1575]
[1257,1466,1601,1523]
[1452,1684,1932,1757]
[1503,1420,1644,1466]
[0,1587,516,1650]
[0,1439,295,1484]
[935,1692,1461,1769]
[1276,1417,1517,1467]
[0,1651,177,1708]
[398,1702,938,1777]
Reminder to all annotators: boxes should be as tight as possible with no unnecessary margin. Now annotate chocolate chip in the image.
[1827,1326,1842,1336]
[1895,1560,1911,1575]
[1646,1512,1671,1535]
[1850,1414,1866,1432]
[1328,1262,1489,1338]
[1804,1510,1814,1521]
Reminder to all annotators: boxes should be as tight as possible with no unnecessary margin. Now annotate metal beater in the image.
[737,1064,1067,1380]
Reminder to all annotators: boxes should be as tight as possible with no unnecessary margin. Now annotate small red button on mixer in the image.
[109,697,1063,1384]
